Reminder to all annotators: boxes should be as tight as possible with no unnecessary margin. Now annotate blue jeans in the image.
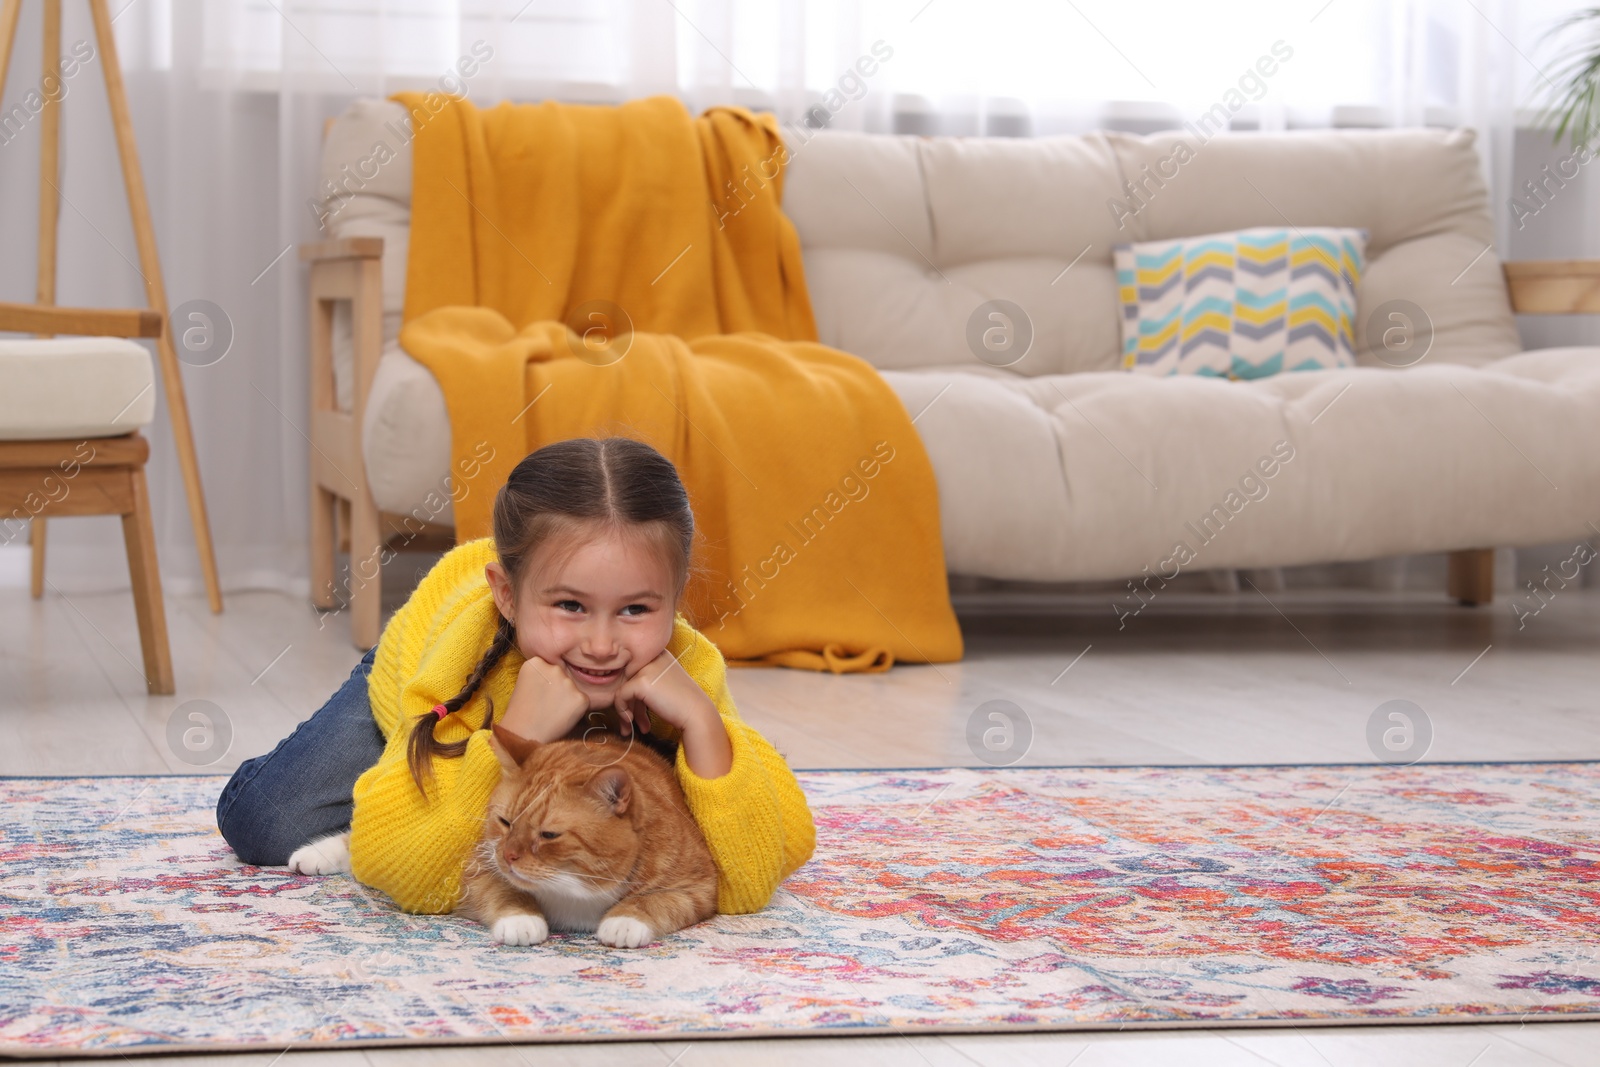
[215,646,385,866]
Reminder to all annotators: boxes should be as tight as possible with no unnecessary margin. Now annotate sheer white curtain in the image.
[0,0,1578,596]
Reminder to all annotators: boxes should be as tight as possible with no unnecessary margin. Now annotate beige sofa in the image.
[305,98,1600,648]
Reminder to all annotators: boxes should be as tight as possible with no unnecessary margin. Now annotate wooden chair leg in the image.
[310,484,337,610]
[349,492,383,650]
[26,2,56,608]
[338,496,352,554]
[121,465,174,694]
[29,517,45,598]
[0,1,22,97]
[1448,548,1495,606]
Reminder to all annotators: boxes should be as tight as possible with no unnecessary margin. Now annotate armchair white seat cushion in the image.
[0,337,156,440]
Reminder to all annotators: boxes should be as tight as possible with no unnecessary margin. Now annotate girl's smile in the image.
[565,660,624,686]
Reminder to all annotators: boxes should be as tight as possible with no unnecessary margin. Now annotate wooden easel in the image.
[0,0,223,615]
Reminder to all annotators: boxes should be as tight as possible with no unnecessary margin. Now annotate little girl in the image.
[216,436,816,918]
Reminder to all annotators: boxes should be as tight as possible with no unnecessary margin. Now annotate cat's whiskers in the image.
[485,835,631,891]
[565,867,633,889]
[494,857,597,896]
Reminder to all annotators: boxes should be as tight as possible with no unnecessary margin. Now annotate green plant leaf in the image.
[1536,6,1600,150]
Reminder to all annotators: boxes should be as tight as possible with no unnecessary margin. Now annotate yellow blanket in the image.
[392,92,962,670]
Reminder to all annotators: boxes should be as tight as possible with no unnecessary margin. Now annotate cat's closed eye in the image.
[497,815,511,827]
[539,830,560,840]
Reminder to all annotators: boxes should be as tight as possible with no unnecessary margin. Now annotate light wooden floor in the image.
[3,556,1598,1066]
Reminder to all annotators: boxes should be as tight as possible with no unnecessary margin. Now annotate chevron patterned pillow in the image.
[1114,226,1367,379]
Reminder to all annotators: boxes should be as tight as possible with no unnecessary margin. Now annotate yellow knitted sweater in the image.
[349,537,817,915]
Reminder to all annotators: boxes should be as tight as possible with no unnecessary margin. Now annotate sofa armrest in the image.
[305,232,386,641]
[302,234,386,421]
[299,236,384,263]
[0,301,162,338]
[306,242,383,418]
[305,233,384,495]
[302,235,385,415]
[1503,260,1600,314]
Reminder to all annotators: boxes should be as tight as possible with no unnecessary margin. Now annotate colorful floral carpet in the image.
[2,763,1598,1057]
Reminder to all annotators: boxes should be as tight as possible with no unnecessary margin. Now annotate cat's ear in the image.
[591,767,631,816]
[490,723,541,772]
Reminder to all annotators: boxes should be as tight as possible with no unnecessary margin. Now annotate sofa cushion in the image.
[318,97,411,221]
[878,351,1600,581]
[1113,226,1367,378]
[0,338,156,441]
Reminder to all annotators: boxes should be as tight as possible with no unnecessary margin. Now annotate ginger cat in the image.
[457,720,719,948]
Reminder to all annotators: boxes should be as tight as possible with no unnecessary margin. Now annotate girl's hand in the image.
[499,655,590,743]
[613,649,717,739]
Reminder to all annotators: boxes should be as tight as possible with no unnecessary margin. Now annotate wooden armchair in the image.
[1444,260,1600,605]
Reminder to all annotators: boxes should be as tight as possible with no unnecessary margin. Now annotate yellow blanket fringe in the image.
[391,92,962,671]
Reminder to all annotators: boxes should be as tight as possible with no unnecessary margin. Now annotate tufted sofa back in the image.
[781,126,1522,375]
[317,101,1524,390]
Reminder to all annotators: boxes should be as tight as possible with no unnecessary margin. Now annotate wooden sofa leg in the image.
[310,484,337,610]
[349,493,383,651]
[338,497,352,554]
[1448,548,1495,606]
[30,517,45,599]
[122,466,175,694]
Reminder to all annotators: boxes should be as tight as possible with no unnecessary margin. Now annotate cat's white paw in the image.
[287,831,351,875]
[595,915,655,948]
[491,913,549,946]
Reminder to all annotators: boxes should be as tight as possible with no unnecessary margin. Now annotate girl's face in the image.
[487,527,678,711]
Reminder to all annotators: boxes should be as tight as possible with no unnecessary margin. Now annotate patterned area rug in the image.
[3,763,1599,1057]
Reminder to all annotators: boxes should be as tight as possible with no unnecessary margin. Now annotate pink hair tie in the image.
[433,703,449,719]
